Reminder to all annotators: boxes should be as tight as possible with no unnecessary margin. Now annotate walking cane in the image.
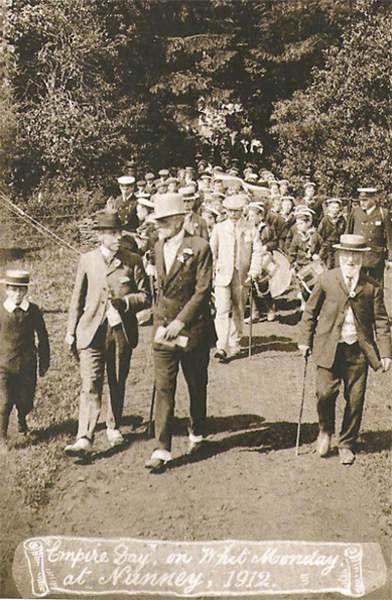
[295,353,309,456]
[248,279,253,359]
[148,270,156,438]
[148,384,156,438]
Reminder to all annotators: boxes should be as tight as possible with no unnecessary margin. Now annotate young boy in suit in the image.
[0,270,50,453]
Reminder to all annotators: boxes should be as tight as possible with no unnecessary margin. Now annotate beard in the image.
[339,258,362,280]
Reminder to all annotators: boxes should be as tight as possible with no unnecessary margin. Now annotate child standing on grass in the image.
[0,270,50,454]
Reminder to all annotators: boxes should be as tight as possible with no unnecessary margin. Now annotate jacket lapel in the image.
[164,235,194,288]
[155,239,166,283]
[165,238,188,286]
[337,268,365,299]
[337,269,350,297]
[107,255,122,276]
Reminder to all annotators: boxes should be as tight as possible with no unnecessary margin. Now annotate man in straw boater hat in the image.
[0,270,50,453]
[179,186,209,241]
[65,210,150,457]
[145,193,216,472]
[298,234,391,465]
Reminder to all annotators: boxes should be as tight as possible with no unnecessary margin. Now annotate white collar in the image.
[100,244,112,259]
[342,270,360,291]
[164,228,185,247]
[366,205,376,215]
[4,297,30,313]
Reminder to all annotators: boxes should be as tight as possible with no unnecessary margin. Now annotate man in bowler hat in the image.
[65,211,150,457]
[145,193,215,472]
[298,234,391,465]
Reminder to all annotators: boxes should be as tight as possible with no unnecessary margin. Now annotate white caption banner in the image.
[13,537,386,598]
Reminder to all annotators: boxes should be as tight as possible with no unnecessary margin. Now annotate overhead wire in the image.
[0,192,82,256]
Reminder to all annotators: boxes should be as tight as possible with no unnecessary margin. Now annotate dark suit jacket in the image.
[0,303,50,375]
[347,206,392,268]
[67,247,150,350]
[298,268,391,370]
[112,194,139,232]
[153,232,215,352]
[184,212,209,241]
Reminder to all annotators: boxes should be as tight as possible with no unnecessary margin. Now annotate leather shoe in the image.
[214,349,228,363]
[65,437,92,457]
[107,428,125,447]
[144,457,166,472]
[339,448,356,465]
[316,432,331,457]
[188,440,203,454]
[266,310,276,322]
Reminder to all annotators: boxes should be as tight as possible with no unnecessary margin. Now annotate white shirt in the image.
[100,244,129,321]
[339,272,359,345]
[3,297,29,313]
[366,205,376,216]
[101,244,114,262]
[163,229,185,273]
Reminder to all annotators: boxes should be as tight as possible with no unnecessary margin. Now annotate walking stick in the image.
[248,279,253,359]
[295,354,309,456]
[148,269,156,439]
[148,384,156,438]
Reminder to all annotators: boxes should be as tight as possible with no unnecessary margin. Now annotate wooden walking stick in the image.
[147,270,156,438]
[148,384,156,438]
[295,353,309,456]
[248,280,253,359]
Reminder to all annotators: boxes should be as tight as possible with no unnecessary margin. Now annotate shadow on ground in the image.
[243,335,298,356]
[167,420,319,470]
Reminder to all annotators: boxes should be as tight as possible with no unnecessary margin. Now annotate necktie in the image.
[346,276,354,297]
[233,223,238,269]
[14,307,23,322]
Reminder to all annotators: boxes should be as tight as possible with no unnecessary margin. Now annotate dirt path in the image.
[0,209,390,598]
[4,312,391,599]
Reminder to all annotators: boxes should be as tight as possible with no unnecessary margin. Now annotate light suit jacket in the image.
[298,268,391,370]
[67,247,150,350]
[210,217,263,286]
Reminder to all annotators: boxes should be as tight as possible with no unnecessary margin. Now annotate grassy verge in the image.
[0,217,81,595]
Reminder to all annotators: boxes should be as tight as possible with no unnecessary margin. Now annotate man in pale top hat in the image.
[0,270,50,452]
[65,211,150,457]
[298,234,391,465]
[210,195,263,362]
[145,193,215,472]
[179,186,209,240]
[347,186,392,286]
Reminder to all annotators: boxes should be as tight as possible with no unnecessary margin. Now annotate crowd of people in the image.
[0,154,391,471]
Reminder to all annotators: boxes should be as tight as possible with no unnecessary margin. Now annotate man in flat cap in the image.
[210,195,263,362]
[347,187,392,287]
[145,193,215,472]
[65,211,150,457]
[298,234,391,465]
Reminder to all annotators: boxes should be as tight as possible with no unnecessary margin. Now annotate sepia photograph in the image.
[0,1,391,598]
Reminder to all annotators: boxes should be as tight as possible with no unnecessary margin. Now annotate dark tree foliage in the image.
[271,0,392,202]
[1,0,391,205]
